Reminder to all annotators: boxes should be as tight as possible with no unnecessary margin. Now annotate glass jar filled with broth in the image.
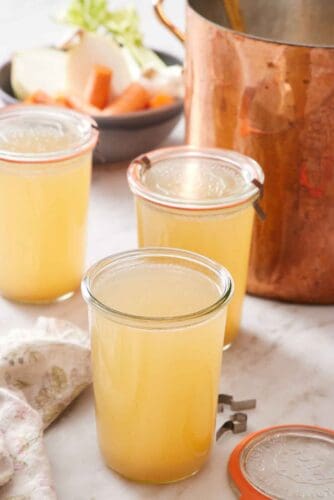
[128,146,264,348]
[0,105,98,303]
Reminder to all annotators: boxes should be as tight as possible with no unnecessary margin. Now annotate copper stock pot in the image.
[154,0,334,304]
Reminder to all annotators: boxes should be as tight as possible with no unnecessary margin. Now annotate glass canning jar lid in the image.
[127,146,264,211]
[0,105,98,163]
[228,424,334,499]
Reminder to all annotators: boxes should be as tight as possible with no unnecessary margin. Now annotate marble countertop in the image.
[1,2,334,498]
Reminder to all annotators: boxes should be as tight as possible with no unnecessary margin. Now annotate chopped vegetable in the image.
[125,45,166,73]
[149,93,175,109]
[24,91,55,105]
[11,48,68,100]
[102,82,150,115]
[62,0,109,32]
[54,95,74,108]
[67,96,101,115]
[12,2,183,117]
[62,0,166,71]
[66,32,140,98]
[84,64,112,109]
[24,91,74,109]
[140,65,184,99]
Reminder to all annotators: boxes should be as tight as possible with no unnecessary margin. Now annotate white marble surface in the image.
[1,2,334,499]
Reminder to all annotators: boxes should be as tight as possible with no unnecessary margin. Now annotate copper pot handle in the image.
[153,0,186,43]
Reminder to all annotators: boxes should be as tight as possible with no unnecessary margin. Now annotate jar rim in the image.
[0,105,98,164]
[81,247,234,328]
[127,146,264,211]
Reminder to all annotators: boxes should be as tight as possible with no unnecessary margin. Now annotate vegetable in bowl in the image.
[63,0,166,70]
[10,0,183,116]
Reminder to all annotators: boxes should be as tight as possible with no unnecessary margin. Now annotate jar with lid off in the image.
[82,248,233,483]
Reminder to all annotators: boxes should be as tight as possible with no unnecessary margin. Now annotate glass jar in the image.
[127,146,264,348]
[0,105,98,303]
[82,248,233,484]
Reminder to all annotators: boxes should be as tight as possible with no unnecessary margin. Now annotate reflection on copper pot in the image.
[154,0,334,304]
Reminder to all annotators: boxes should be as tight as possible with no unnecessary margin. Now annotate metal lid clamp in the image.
[216,412,248,441]
[252,179,266,220]
[216,393,257,442]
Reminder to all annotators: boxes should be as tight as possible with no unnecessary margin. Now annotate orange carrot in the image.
[102,83,150,115]
[84,65,112,110]
[24,90,54,105]
[67,95,101,116]
[54,95,74,108]
[25,92,76,110]
[149,93,175,109]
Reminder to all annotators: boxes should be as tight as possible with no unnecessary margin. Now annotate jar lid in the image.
[127,146,264,211]
[0,105,98,163]
[228,425,334,499]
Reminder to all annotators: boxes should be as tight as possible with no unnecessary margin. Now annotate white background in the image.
[0,0,185,63]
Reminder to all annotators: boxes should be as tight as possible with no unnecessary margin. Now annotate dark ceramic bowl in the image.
[0,50,183,163]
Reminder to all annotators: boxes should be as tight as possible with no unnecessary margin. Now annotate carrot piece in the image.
[54,95,74,108]
[24,92,76,110]
[24,95,36,104]
[102,83,150,115]
[84,65,112,110]
[149,93,175,109]
[67,96,102,116]
[24,90,54,105]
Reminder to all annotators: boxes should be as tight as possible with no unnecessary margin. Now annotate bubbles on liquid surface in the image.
[93,263,222,318]
[143,157,252,202]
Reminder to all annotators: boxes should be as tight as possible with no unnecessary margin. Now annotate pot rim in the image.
[188,1,334,50]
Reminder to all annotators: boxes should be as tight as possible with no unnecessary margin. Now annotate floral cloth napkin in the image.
[0,317,91,499]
